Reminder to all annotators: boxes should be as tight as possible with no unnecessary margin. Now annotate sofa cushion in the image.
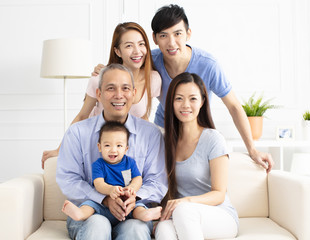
[26,218,296,240]
[227,153,268,218]
[219,218,296,240]
[27,221,69,240]
[44,157,67,221]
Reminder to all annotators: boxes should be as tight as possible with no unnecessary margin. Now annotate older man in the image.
[56,64,167,240]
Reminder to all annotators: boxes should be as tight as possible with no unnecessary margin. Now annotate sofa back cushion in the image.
[44,157,67,221]
[43,153,269,220]
[227,152,268,217]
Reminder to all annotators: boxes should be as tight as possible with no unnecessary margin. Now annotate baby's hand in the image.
[109,186,123,200]
[123,186,136,197]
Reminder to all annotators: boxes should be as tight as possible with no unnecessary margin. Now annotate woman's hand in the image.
[92,64,105,76]
[41,148,59,169]
[160,198,190,221]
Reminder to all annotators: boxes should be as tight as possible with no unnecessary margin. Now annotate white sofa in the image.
[0,152,309,240]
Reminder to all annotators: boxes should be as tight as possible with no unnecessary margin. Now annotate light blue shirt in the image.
[56,112,168,206]
[152,45,232,127]
[176,128,239,226]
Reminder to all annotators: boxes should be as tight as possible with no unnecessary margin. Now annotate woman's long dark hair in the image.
[163,72,215,204]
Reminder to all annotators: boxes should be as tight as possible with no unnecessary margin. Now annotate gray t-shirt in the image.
[176,128,239,225]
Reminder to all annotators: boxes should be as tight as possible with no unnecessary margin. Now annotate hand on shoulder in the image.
[41,149,59,169]
[92,63,105,76]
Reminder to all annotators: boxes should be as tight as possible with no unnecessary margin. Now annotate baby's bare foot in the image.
[62,200,85,221]
[135,206,162,222]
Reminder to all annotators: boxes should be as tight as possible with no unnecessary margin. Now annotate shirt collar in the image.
[124,114,137,135]
[95,111,137,135]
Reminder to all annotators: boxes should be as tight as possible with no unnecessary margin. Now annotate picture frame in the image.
[276,126,295,140]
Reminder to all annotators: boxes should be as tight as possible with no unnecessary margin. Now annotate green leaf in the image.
[303,111,310,120]
[242,93,279,117]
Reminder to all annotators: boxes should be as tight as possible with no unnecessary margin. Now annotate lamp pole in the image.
[64,76,67,133]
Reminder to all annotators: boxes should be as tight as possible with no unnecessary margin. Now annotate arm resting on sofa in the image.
[0,174,44,240]
[268,170,310,240]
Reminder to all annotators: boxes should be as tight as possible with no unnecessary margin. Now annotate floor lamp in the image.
[40,38,92,133]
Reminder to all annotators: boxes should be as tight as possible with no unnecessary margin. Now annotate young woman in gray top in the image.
[155,72,238,240]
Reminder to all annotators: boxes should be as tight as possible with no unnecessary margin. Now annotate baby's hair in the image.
[98,121,130,144]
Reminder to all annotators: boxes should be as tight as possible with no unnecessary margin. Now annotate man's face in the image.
[96,69,136,123]
[153,20,191,60]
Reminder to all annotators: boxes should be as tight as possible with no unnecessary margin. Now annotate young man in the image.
[150,4,273,172]
[56,64,167,240]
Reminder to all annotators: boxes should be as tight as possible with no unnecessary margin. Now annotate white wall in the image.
[1,0,310,181]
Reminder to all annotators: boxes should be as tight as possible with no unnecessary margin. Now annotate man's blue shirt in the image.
[56,113,167,205]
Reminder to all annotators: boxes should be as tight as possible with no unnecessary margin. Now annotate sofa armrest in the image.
[0,174,44,240]
[268,170,310,240]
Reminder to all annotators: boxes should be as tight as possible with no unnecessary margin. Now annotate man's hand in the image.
[250,149,274,173]
[92,64,105,76]
[103,196,126,221]
[123,190,136,217]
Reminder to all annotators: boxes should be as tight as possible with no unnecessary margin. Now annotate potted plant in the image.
[302,110,310,140]
[242,93,278,140]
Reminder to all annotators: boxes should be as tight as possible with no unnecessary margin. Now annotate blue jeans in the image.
[66,201,153,240]
[80,200,130,227]
[80,200,147,227]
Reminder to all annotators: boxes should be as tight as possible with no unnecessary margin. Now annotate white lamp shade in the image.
[40,38,92,78]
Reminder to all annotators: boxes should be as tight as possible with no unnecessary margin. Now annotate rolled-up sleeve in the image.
[56,125,105,205]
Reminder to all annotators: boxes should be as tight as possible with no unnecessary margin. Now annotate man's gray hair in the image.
[98,63,135,90]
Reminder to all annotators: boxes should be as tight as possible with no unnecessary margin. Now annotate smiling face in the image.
[153,20,191,60]
[97,131,128,164]
[96,68,136,123]
[114,30,147,71]
[173,82,204,124]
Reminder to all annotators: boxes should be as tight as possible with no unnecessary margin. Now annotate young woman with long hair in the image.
[155,72,238,240]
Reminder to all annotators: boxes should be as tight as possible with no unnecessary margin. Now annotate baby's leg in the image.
[62,200,95,221]
[133,206,162,222]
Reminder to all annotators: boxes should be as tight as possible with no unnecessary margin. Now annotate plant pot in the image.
[302,120,310,141]
[248,116,263,140]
